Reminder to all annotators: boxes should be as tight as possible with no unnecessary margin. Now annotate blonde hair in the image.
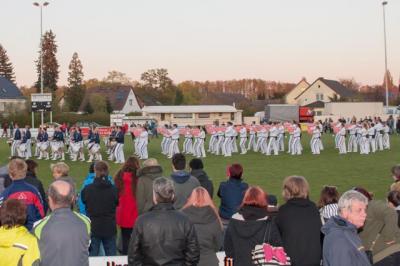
[182,187,222,228]
[390,182,400,193]
[8,159,27,180]
[143,158,159,167]
[51,162,70,178]
[282,175,309,200]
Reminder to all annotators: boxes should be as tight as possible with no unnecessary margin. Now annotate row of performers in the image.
[8,125,129,163]
[156,120,391,157]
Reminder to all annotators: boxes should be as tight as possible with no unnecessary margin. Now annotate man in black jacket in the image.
[128,176,200,265]
[82,161,118,256]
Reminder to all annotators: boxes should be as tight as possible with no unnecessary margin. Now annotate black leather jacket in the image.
[128,203,200,266]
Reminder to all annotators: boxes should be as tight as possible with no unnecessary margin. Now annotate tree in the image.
[90,94,107,113]
[103,70,131,84]
[0,44,16,83]
[35,30,59,92]
[339,78,360,91]
[65,52,84,111]
[174,89,184,105]
[84,101,94,114]
[140,68,173,90]
[106,98,113,113]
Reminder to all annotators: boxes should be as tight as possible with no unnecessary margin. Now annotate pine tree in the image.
[35,30,59,92]
[106,98,113,114]
[84,101,94,114]
[65,52,84,111]
[0,44,16,83]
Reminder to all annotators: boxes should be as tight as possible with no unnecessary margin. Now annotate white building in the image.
[141,105,243,126]
[79,86,142,114]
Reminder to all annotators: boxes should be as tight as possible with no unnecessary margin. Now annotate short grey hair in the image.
[338,190,368,214]
[153,177,175,203]
[48,180,74,208]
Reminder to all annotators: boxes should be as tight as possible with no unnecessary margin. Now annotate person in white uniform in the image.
[247,122,257,152]
[223,122,235,157]
[138,126,149,160]
[368,123,376,153]
[267,122,279,156]
[277,122,285,152]
[291,123,302,155]
[382,121,390,150]
[239,125,247,154]
[375,119,384,151]
[182,125,193,154]
[347,121,357,153]
[194,126,206,158]
[338,122,347,154]
[168,124,180,158]
[208,123,217,153]
[310,122,322,155]
[215,125,225,156]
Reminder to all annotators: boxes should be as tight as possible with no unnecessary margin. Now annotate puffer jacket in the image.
[0,226,40,266]
[190,169,214,198]
[136,165,163,215]
[322,216,371,266]
[128,202,200,265]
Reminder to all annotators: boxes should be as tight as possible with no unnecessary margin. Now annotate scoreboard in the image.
[31,93,52,112]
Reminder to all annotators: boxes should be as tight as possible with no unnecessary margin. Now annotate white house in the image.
[0,77,26,113]
[79,86,142,114]
[285,78,310,104]
[141,105,243,126]
[290,77,355,106]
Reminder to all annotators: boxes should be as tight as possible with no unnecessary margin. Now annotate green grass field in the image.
[1,134,398,203]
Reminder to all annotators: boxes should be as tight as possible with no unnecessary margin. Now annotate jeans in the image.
[89,235,116,256]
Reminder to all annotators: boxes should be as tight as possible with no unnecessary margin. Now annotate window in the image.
[316,111,322,116]
[173,113,193,119]
[231,112,235,120]
[316,93,324,101]
[129,99,133,106]
[161,113,165,120]
[219,113,223,117]
[198,113,210,118]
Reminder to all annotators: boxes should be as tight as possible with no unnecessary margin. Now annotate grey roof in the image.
[0,77,24,99]
[320,78,355,98]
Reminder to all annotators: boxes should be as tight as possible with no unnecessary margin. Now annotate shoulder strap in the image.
[369,224,385,251]
[262,219,271,244]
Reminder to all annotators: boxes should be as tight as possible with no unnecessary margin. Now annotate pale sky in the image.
[2,0,400,87]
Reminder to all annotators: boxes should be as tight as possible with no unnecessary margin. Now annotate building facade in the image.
[141,105,243,126]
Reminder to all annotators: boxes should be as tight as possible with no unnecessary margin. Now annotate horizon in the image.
[2,0,400,87]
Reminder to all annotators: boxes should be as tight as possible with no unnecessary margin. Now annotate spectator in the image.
[82,161,119,256]
[137,158,164,215]
[25,159,48,214]
[0,166,12,194]
[276,176,322,266]
[128,177,200,265]
[0,199,40,265]
[224,186,282,266]
[51,162,70,179]
[358,188,400,265]
[391,165,400,182]
[322,190,370,266]
[266,194,279,217]
[0,158,44,230]
[189,158,214,198]
[217,163,249,225]
[388,190,400,227]
[114,156,140,255]
[78,162,114,215]
[170,153,200,209]
[182,187,223,266]
[33,180,90,266]
[318,185,339,224]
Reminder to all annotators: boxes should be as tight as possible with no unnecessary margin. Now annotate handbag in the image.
[252,220,291,266]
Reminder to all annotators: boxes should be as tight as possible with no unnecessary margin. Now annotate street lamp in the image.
[33,1,49,126]
[382,1,389,107]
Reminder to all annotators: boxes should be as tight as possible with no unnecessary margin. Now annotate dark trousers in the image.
[374,251,400,266]
[89,235,116,256]
[120,227,133,255]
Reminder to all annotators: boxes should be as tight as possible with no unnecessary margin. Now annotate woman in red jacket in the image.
[114,156,140,255]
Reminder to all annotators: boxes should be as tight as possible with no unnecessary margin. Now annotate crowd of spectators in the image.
[1,155,400,265]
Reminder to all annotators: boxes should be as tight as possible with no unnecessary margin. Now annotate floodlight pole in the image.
[382,1,389,107]
[33,1,49,126]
